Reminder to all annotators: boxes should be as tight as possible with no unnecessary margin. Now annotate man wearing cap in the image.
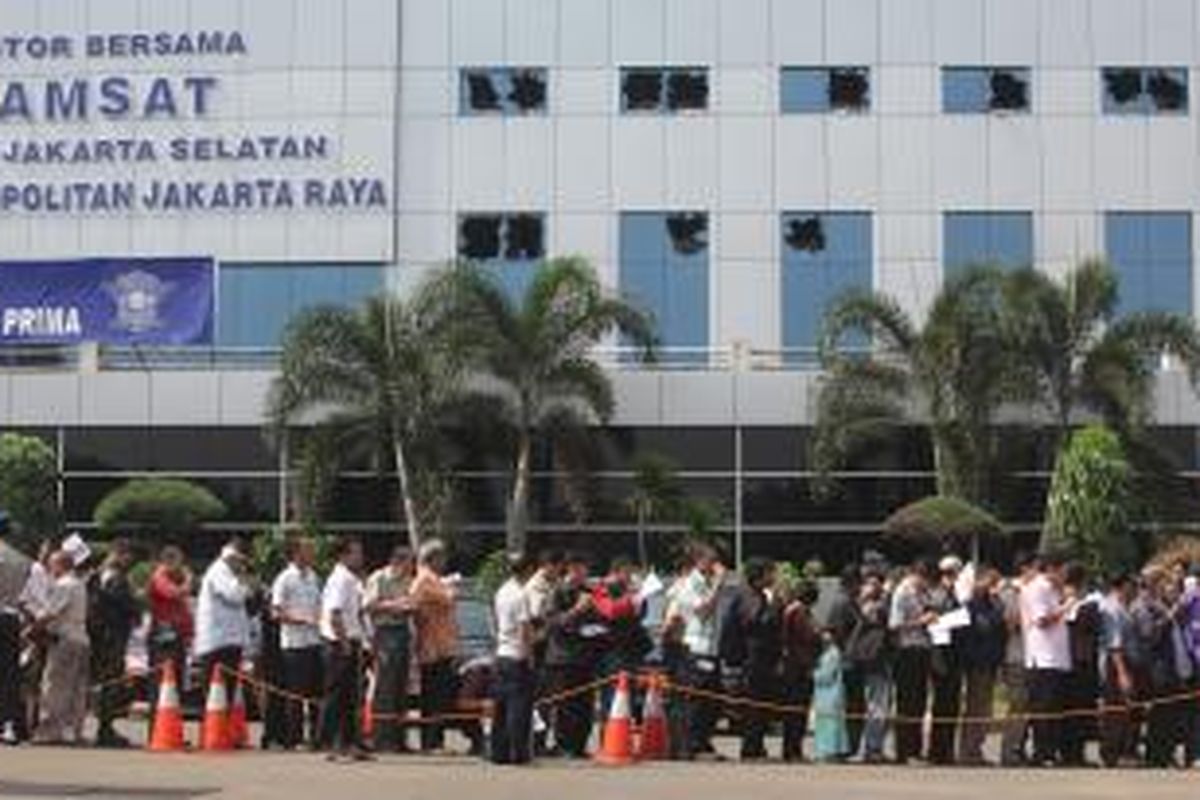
[927,555,964,765]
[91,538,139,748]
[194,542,251,701]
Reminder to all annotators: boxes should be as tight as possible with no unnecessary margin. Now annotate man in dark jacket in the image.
[958,567,1006,765]
[781,581,819,761]
[1061,563,1100,766]
[543,552,599,758]
[735,558,781,760]
[90,539,139,748]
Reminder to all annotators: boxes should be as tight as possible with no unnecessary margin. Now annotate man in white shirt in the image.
[194,542,251,699]
[363,545,415,753]
[319,537,370,761]
[664,543,725,759]
[270,536,323,749]
[33,551,89,745]
[1020,551,1074,766]
[491,553,538,765]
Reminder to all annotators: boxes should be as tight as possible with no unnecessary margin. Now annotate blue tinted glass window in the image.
[781,67,870,113]
[1103,67,1188,115]
[458,213,546,304]
[218,264,384,346]
[1105,212,1192,316]
[460,67,548,116]
[943,67,1031,113]
[619,212,709,363]
[781,212,872,361]
[943,212,1033,280]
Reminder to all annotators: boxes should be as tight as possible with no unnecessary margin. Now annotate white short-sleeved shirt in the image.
[495,577,532,661]
[320,563,365,643]
[672,569,719,658]
[271,563,322,651]
[1021,573,1072,671]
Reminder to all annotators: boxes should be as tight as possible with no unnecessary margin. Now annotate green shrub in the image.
[94,479,226,538]
[1042,424,1135,576]
[0,432,61,546]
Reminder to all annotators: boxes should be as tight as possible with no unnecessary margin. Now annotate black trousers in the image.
[199,646,243,701]
[781,670,814,761]
[893,647,930,763]
[491,657,534,765]
[843,665,866,757]
[419,658,456,751]
[280,646,323,748]
[1060,666,1098,765]
[371,627,412,752]
[93,638,130,736]
[147,628,187,737]
[1027,668,1065,764]
[684,656,722,755]
[320,643,363,752]
[929,652,961,765]
[740,660,776,758]
[547,663,593,756]
[0,613,28,740]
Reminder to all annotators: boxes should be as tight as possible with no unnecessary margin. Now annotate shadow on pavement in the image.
[0,781,219,798]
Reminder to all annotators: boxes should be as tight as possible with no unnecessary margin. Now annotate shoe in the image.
[95,732,131,749]
[350,747,376,762]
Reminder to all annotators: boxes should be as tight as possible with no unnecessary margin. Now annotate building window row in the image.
[457,65,1190,117]
[453,211,1192,356]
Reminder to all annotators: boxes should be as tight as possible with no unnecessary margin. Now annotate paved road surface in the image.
[1,748,1198,800]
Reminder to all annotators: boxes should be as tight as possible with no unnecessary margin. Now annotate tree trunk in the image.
[636,503,648,568]
[506,430,533,555]
[393,439,422,551]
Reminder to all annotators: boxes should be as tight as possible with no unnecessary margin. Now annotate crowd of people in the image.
[2,519,1200,769]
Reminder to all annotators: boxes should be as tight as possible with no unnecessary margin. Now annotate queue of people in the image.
[2,520,1200,770]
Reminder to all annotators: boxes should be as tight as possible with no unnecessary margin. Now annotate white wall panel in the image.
[718,0,770,66]
[880,0,933,65]
[559,0,610,67]
[771,0,824,65]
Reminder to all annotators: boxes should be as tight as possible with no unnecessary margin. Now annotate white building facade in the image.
[3,0,1200,559]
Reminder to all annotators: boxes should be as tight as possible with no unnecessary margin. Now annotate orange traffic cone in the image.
[595,672,635,766]
[362,669,375,740]
[148,661,186,752]
[228,671,249,749]
[637,673,669,760]
[200,666,232,752]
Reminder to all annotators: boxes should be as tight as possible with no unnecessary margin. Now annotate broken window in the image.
[504,214,545,260]
[666,69,709,111]
[828,68,870,111]
[1147,68,1187,112]
[459,215,503,260]
[1103,67,1188,115]
[665,213,708,256]
[784,216,826,253]
[463,70,502,113]
[621,67,708,113]
[458,213,546,263]
[989,69,1029,111]
[460,67,548,115]
[943,67,1030,113]
[508,69,547,113]
[781,67,871,113]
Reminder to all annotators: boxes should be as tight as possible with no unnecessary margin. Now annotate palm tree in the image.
[813,267,1023,507]
[627,452,684,567]
[450,257,655,554]
[267,271,472,549]
[1000,259,1200,444]
[999,260,1200,540]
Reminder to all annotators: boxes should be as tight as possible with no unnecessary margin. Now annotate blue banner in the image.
[0,257,213,345]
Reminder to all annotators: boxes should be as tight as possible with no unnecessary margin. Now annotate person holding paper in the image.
[927,556,964,765]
